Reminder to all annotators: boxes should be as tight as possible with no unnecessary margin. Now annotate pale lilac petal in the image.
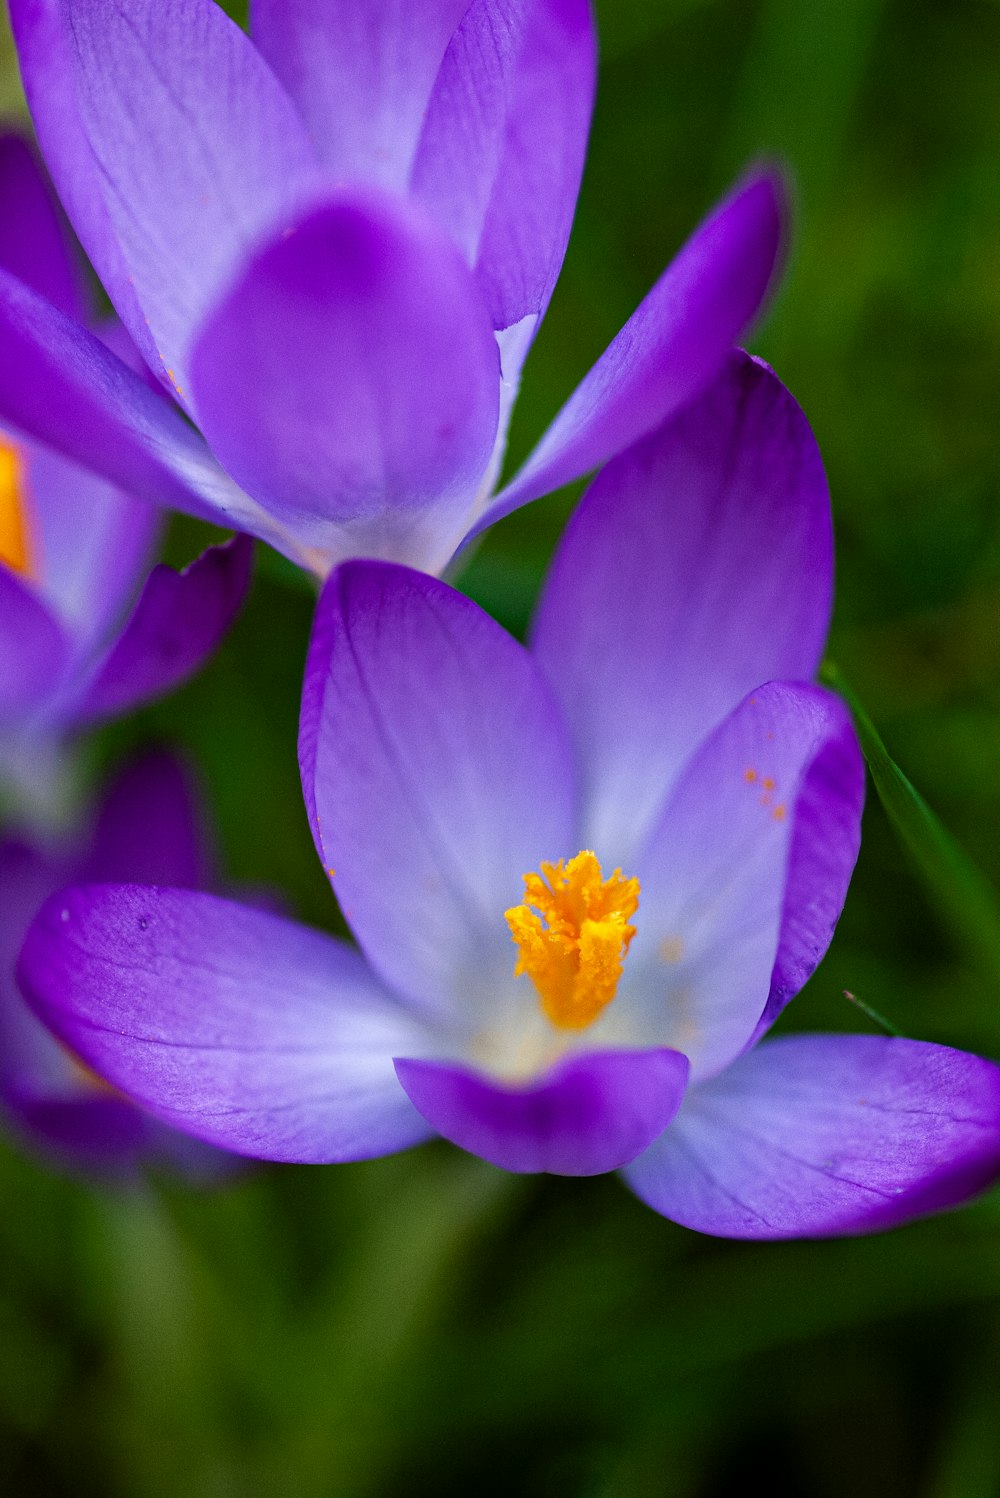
[395,1046,688,1175]
[532,353,833,859]
[0,131,84,319]
[252,0,469,189]
[412,0,595,332]
[21,443,161,655]
[75,535,253,724]
[0,267,263,534]
[0,568,69,720]
[82,750,208,889]
[299,561,577,1018]
[469,169,787,537]
[625,1035,1000,1239]
[190,195,499,573]
[12,0,322,396]
[19,886,432,1163]
[609,684,860,1082]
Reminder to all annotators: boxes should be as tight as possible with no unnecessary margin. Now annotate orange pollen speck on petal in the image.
[504,850,640,1032]
[0,436,35,578]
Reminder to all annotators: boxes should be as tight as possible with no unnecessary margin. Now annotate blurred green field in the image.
[1,1,999,1493]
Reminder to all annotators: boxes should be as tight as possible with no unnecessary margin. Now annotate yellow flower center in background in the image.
[505,850,640,1031]
[0,437,34,578]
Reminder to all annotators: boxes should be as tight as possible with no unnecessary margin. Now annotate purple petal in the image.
[0,769,223,1177]
[0,839,69,1095]
[755,707,866,1038]
[75,534,253,724]
[189,195,499,573]
[12,0,322,396]
[622,683,860,1081]
[410,0,532,265]
[0,267,262,533]
[19,885,433,1164]
[21,442,161,658]
[0,839,147,1172]
[474,0,595,331]
[0,567,69,721]
[299,561,577,1017]
[0,131,84,320]
[470,168,788,537]
[9,0,158,371]
[252,0,469,189]
[4,1093,151,1175]
[82,749,208,889]
[625,1035,1000,1239]
[395,1046,689,1175]
[412,0,595,332]
[531,352,833,860]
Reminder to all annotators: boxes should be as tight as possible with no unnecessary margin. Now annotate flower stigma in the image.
[0,435,34,578]
[505,851,640,1031]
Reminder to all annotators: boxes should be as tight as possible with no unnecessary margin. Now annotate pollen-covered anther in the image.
[0,436,34,577]
[505,850,640,1031]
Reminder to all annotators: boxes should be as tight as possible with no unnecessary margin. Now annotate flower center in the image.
[505,850,640,1031]
[0,436,34,578]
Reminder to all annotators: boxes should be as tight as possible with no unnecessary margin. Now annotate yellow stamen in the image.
[0,436,34,578]
[505,850,640,1031]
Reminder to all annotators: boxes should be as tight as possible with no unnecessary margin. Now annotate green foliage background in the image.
[1,1,1000,1492]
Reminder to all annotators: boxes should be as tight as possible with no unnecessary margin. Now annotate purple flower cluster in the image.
[0,132,251,806]
[1,748,231,1176]
[2,0,999,1232]
[1,0,783,574]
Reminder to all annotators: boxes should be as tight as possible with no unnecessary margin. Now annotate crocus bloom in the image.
[19,352,1000,1236]
[1,749,232,1176]
[3,0,785,575]
[0,132,251,803]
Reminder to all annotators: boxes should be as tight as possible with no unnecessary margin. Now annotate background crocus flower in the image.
[0,748,234,1177]
[1,0,786,574]
[18,352,1000,1236]
[0,131,252,805]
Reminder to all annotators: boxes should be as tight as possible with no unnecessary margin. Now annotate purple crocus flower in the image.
[0,131,252,796]
[18,352,1000,1236]
[2,0,786,575]
[1,748,232,1176]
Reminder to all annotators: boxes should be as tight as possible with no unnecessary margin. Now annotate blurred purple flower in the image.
[0,133,252,788]
[19,353,1000,1236]
[2,0,786,575]
[1,748,233,1178]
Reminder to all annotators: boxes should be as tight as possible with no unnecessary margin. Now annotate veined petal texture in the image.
[618,683,859,1082]
[473,169,787,536]
[252,0,470,190]
[300,561,577,1020]
[0,267,259,535]
[532,352,833,863]
[411,0,596,333]
[19,886,432,1164]
[625,1035,1000,1239]
[11,0,323,396]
